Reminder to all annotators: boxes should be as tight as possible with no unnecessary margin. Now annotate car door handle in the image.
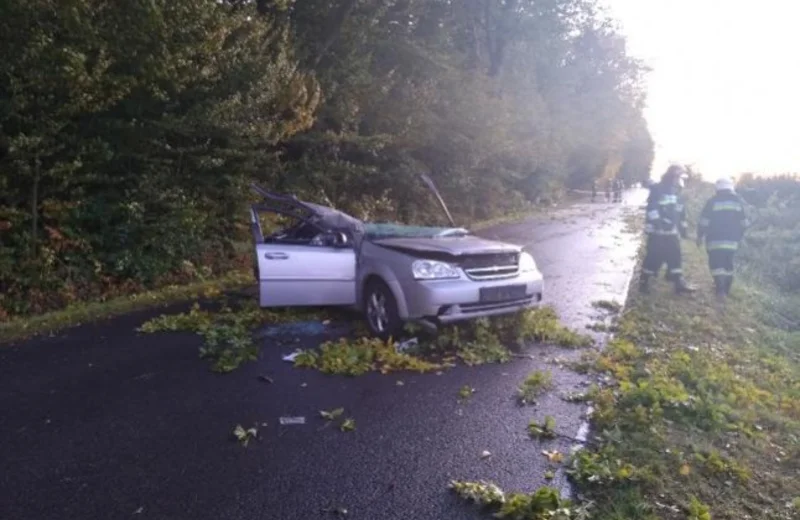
[264,252,289,260]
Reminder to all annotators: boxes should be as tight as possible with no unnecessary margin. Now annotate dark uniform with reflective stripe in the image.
[640,176,693,293]
[697,191,747,296]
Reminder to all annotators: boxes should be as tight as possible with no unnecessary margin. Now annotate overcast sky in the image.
[602,0,800,179]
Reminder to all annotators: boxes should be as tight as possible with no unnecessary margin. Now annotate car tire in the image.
[363,279,403,341]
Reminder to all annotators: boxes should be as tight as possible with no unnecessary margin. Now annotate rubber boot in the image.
[639,273,651,294]
[674,276,696,294]
[724,277,734,296]
[713,277,726,300]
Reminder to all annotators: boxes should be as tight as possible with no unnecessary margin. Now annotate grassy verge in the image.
[0,270,254,344]
[569,188,800,519]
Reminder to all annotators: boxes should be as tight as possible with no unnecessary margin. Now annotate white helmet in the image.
[715,178,735,192]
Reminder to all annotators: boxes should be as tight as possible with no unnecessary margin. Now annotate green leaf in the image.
[340,418,356,432]
[320,408,345,421]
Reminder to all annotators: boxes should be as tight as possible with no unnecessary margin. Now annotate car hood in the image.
[371,236,522,256]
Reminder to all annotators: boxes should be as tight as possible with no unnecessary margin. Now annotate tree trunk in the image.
[30,155,40,259]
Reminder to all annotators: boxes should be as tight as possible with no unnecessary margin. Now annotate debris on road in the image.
[279,416,306,426]
[458,385,475,401]
[396,337,419,352]
[232,424,258,447]
[282,349,304,362]
[257,374,274,384]
[541,449,564,463]
[320,408,344,421]
[321,506,349,517]
[480,450,492,459]
[340,418,356,432]
[528,416,557,440]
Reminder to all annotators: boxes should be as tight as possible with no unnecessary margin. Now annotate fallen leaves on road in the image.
[542,450,564,464]
[340,418,356,432]
[232,424,258,447]
[320,408,344,421]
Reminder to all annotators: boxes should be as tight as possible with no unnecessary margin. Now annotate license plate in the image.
[479,284,527,303]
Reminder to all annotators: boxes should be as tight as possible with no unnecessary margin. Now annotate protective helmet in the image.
[663,164,685,182]
[715,178,735,192]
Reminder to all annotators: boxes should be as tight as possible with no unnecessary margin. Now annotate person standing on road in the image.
[696,178,748,298]
[591,180,598,202]
[639,165,696,294]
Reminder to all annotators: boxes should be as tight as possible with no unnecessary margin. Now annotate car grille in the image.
[460,253,520,280]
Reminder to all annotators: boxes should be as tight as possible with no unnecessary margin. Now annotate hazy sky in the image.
[603,0,800,179]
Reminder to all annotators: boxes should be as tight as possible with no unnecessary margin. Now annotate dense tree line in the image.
[0,0,654,317]
[737,174,800,293]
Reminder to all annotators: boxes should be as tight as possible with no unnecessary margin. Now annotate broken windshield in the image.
[364,223,470,239]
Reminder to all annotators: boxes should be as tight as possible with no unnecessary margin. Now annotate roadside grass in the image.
[570,201,800,518]
[0,270,254,344]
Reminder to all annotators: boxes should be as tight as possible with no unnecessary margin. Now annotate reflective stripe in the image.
[707,241,738,251]
[642,269,655,275]
[711,268,734,276]
[647,210,660,220]
[669,268,683,274]
[712,201,742,212]
[658,195,678,205]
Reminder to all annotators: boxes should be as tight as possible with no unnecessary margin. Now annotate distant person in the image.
[591,180,598,202]
[696,178,748,298]
[605,180,612,202]
[614,179,623,203]
[639,165,696,294]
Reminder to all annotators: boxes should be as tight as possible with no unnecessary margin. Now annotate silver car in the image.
[249,181,544,339]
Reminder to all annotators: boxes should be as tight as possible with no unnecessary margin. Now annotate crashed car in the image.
[249,178,544,339]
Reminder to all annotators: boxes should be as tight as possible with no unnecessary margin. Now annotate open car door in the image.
[250,187,358,308]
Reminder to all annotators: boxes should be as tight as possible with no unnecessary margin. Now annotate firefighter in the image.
[664,175,689,281]
[639,165,696,294]
[614,179,623,203]
[696,178,748,298]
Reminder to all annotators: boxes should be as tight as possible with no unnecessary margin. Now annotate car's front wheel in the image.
[364,280,403,340]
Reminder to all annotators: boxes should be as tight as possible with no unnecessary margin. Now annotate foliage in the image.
[518,370,554,405]
[0,0,318,319]
[138,299,316,372]
[528,416,557,440]
[450,481,591,520]
[294,306,585,376]
[232,424,259,447]
[340,418,356,432]
[570,184,800,519]
[0,0,653,321]
[293,336,443,376]
[0,270,252,343]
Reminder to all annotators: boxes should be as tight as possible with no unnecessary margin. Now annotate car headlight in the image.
[519,252,538,272]
[412,259,460,280]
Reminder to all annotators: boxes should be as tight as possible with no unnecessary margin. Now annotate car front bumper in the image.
[392,270,544,324]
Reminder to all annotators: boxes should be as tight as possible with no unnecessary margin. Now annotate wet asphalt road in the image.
[0,190,647,520]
